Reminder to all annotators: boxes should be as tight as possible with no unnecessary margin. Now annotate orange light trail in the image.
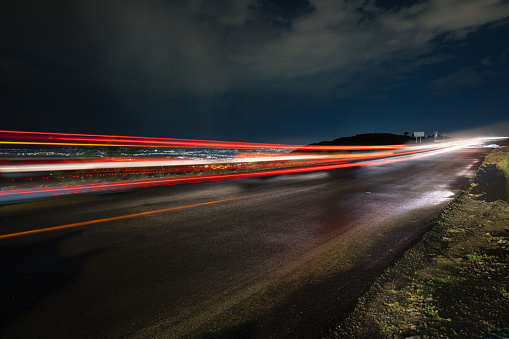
[0,139,484,201]
[0,130,403,150]
[0,151,396,173]
[0,130,501,204]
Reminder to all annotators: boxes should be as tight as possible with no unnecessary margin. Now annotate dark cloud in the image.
[501,48,509,63]
[252,0,314,28]
[430,68,485,92]
[375,0,424,10]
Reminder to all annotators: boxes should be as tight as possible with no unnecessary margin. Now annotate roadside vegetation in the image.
[329,145,509,338]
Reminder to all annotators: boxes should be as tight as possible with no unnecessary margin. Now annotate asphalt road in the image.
[0,145,495,338]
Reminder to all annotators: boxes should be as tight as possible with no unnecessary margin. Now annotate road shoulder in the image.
[329,146,509,338]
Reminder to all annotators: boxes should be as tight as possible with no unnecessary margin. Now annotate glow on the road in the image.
[0,183,324,239]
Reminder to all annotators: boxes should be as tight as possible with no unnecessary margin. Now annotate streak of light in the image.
[0,132,505,204]
[0,152,400,173]
[0,137,492,199]
[0,130,403,150]
[0,138,487,174]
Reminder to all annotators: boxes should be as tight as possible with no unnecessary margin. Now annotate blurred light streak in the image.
[0,130,505,204]
[0,152,401,174]
[0,130,403,150]
[0,140,478,175]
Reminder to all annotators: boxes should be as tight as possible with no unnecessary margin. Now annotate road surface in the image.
[0,144,496,338]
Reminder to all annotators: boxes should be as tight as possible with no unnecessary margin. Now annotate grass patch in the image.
[465,252,497,262]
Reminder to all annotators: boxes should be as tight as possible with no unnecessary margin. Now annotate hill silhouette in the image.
[311,133,413,146]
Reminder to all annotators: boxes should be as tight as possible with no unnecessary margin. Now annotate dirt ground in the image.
[328,146,509,338]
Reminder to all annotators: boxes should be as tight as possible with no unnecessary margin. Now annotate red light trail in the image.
[0,129,403,150]
[0,130,502,203]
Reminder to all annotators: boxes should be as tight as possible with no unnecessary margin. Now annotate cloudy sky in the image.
[1,0,509,143]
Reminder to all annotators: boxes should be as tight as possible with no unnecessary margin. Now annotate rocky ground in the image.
[328,146,509,338]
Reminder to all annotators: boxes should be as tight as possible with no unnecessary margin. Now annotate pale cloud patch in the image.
[232,0,509,94]
[417,0,509,34]
[23,0,509,97]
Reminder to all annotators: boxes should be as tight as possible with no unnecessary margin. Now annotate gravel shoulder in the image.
[329,146,509,338]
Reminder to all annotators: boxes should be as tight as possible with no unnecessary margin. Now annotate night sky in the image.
[1,0,509,144]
